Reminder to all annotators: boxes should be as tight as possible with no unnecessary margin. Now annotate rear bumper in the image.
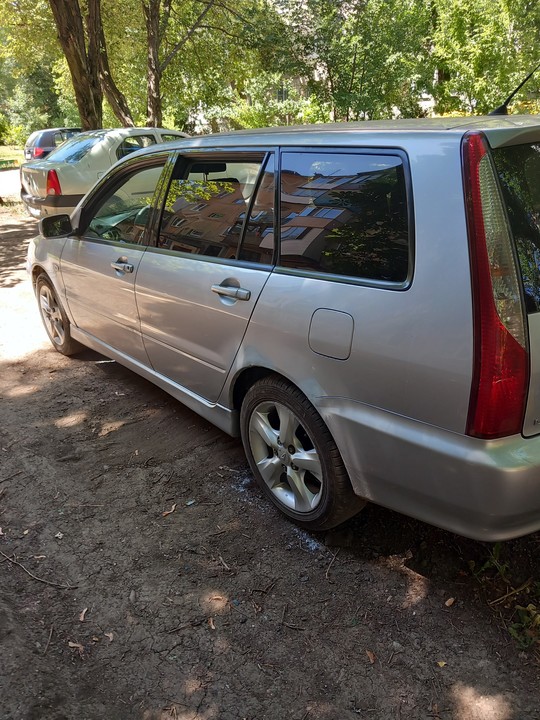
[319,397,540,541]
[20,189,83,219]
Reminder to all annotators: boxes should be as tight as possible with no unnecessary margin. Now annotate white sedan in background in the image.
[20,126,189,219]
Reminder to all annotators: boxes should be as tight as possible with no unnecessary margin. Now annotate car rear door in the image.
[60,155,168,364]
[135,151,275,402]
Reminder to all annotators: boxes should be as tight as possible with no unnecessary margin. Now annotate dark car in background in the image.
[24,127,81,161]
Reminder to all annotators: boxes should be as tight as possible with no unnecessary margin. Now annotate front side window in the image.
[279,152,409,282]
[85,163,165,245]
[159,154,274,262]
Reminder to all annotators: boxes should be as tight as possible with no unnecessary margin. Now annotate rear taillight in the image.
[463,131,529,439]
[46,170,61,196]
[32,147,45,158]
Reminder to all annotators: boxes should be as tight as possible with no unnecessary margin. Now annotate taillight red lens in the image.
[463,132,529,439]
[33,147,45,158]
[46,170,61,196]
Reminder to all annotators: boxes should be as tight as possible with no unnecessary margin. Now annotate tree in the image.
[274,0,434,120]
[48,0,103,128]
[431,0,540,114]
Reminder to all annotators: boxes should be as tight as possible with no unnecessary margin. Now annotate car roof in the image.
[125,115,540,156]
[30,127,81,135]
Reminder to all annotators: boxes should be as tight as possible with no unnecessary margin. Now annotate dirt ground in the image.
[1,205,540,720]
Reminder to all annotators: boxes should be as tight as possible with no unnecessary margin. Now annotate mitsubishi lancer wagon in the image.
[27,117,540,541]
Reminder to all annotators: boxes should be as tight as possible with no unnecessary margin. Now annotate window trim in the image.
[276,146,415,291]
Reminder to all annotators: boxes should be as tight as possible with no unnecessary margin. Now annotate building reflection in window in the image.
[280,152,409,282]
[159,155,274,264]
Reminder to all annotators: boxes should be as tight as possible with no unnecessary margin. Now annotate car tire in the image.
[240,376,365,531]
[36,276,82,356]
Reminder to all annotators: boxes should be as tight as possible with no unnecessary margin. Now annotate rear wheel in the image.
[36,276,82,356]
[240,376,365,531]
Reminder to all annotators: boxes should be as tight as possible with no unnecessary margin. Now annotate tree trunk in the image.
[48,0,103,129]
[98,26,135,126]
[143,0,163,127]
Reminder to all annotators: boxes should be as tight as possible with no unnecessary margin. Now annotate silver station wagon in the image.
[27,117,540,541]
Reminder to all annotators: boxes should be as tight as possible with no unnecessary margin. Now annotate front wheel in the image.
[36,276,82,356]
[240,376,365,531]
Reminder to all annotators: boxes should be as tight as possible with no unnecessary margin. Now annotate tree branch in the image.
[160,0,217,74]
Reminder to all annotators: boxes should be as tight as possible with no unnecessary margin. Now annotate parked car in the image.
[24,127,81,161]
[20,126,189,218]
[26,116,540,541]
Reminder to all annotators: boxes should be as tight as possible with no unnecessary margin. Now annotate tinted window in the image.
[25,131,40,146]
[492,143,540,313]
[279,152,409,282]
[47,133,105,163]
[159,155,269,260]
[116,134,157,160]
[85,163,165,245]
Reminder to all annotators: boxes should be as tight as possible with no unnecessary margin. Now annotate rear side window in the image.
[492,143,540,313]
[47,133,105,163]
[279,152,409,283]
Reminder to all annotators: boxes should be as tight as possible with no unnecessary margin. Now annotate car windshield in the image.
[46,133,106,163]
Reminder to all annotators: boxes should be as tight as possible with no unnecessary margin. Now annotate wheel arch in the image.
[232,367,294,412]
[31,265,48,288]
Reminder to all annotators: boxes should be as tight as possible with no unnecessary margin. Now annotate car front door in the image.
[60,157,167,364]
[135,151,275,402]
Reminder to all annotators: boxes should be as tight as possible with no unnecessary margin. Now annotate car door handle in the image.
[211,284,251,301]
[111,259,134,273]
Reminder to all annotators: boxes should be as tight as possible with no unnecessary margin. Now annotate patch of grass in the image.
[0,145,23,165]
[470,542,540,655]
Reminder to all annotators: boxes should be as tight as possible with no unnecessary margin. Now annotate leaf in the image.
[162,503,177,517]
[68,641,84,656]
[79,607,88,622]
[366,650,376,664]
[437,661,447,667]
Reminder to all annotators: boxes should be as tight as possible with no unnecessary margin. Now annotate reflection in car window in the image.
[279,152,409,282]
[160,134,183,143]
[86,164,164,245]
[492,143,540,314]
[116,135,157,160]
[238,155,275,264]
[46,132,106,163]
[159,156,268,260]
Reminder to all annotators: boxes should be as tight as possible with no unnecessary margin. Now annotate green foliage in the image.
[509,599,540,649]
[205,74,329,131]
[164,180,234,210]
[275,0,434,120]
[432,0,540,114]
[0,113,9,144]
[1,0,540,133]
[469,541,510,583]
[470,542,540,652]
